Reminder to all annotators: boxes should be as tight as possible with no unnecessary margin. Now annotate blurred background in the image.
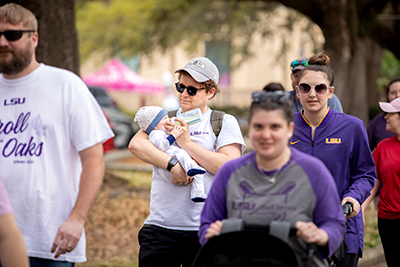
[0,1,394,265]
[3,0,400,124]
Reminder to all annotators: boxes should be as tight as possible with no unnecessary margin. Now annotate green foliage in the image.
[76,0,278,64]
[76,0,180,61]
[377,49,400,93]
[106,169,152,187]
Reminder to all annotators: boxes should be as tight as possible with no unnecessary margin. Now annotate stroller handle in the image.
[342,202,353,217]
[243,224,298,236]
[211,219,317,267]
[221,218,298,237]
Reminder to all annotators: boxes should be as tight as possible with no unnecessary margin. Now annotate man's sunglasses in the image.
[252,90,289,104]
[290,60,309,68]
[298,83,330,96]
[0,30,35,41]
[175,82,206,96]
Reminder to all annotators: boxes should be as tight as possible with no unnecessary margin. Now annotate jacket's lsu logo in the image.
[4,97,25,106]
[326,138,341,144]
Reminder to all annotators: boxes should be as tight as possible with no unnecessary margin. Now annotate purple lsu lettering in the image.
[4,97,26,106]
[0,113,30,134]
[0,112,44,157]
[3,136,43,157]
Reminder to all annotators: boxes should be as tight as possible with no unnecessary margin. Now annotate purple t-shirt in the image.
[199,148,345,259]
[0,177,12,216]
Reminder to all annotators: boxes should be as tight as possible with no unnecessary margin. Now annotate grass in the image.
[363,202,381,250]
[77,169,381,266]
[77,258,137,267]
[76,170,152,267]
[106,169,152,188]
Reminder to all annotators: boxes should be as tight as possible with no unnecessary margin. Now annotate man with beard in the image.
[0,3,114,267]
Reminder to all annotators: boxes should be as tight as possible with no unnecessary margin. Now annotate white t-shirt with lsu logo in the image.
[144,107,246,231]
[0,64,114,262]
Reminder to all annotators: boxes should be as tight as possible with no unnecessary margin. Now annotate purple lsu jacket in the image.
[290,108,376,255]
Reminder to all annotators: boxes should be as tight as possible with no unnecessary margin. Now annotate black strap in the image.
[167,109,177,118]
[210,110,225,138]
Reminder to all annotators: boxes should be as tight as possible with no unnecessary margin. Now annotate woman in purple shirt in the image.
[289,53,376,267]
[199,91,345,266]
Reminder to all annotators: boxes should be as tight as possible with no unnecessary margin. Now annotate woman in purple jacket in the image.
[199,91,345,266]
[289,53,376,267]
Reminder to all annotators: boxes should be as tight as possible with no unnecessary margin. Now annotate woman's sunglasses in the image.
[0,30,35,41]
[175,82,206,96]
[298,83,330,96]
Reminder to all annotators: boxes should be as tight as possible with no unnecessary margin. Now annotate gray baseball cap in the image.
[175,57,219,84]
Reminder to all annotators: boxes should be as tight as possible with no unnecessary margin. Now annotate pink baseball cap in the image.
[379,98,400,113]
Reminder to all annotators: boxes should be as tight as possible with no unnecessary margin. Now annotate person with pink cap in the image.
[367,78,399,151]
[363,97,400,266]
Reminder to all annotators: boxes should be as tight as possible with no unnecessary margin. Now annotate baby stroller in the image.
[191,219,317,267]
[327,202,353,267]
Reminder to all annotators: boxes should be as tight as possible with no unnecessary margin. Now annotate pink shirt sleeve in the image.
[0,177,12,216]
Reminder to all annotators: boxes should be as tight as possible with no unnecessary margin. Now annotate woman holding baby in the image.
[129,57,245,267]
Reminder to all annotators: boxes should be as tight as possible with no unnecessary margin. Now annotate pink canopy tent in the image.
[83,58,164,94]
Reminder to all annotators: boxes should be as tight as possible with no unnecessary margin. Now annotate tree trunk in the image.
[329,37,382,124]
[365,38,384,107]
[0,0,80,75]
[275,0,385,124]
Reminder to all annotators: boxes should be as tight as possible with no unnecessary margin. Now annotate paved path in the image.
[104,148,152,171]
[358,244,386,266]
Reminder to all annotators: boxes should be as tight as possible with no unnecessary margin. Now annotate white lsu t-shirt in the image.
[0,64,114,262]
[144,107,246,231]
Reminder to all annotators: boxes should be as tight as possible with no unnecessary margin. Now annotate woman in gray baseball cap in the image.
[129,57,246,267]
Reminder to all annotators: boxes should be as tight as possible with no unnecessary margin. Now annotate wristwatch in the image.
[167,156,178,171]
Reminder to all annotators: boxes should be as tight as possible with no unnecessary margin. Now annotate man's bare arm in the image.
[51,143,105,258]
